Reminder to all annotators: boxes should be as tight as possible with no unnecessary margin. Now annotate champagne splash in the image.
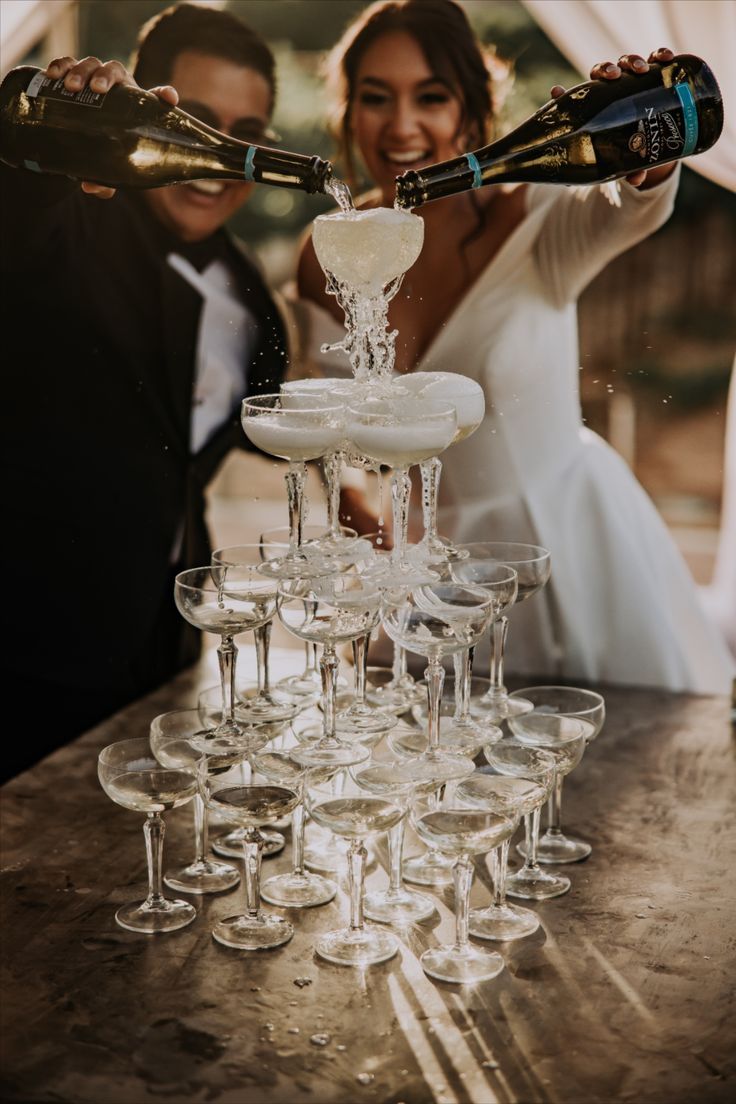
[313,207,424,389]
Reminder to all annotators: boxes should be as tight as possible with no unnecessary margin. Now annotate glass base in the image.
[235,691,301,725]
[363,886,435,925]
[289,740,370,769]
[335,705,398,736]
[304,826,350,873]
[115,897,196,934]
[392,723,497,759]
[364,556,438,590]
[164,858,239,895]
[505,865,570,900]
[316,925,399,966]
[407,535,468,566]
[520,833,593,864]
[212,911,294,950]
[260,870,336,908]
[278,670,320,695]
[389,751,476,787]
[420,943,504,984]
[258,552,335,580]
[365,669,425,714]
[468,902,540,942]
[470,693,534,724]
[212,827,285,860]
[403,849,456,887]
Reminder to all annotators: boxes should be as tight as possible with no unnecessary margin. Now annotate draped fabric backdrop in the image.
[521,0,736,658]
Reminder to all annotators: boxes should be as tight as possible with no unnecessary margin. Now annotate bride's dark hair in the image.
[325,0,495,186]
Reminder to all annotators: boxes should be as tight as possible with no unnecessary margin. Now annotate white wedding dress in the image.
[297,171,734,694]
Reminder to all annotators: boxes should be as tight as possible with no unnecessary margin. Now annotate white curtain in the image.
[521,0,736,191]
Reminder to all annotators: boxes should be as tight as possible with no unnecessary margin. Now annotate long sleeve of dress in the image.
[532,166,680,307]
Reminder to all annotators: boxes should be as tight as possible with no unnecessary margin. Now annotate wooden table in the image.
[1,659,734,1104]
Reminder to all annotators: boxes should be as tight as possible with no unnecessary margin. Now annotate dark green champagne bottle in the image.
[395,54,722,208]
[0,65,333,193]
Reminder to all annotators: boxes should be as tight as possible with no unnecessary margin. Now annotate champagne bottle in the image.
[395,54,722,208]
[0,65,333,193]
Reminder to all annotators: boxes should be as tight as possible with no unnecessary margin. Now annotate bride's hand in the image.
[550,48,676,188]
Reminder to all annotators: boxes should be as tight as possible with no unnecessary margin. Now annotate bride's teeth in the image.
[189,179,226,195]
[385,151,428,164]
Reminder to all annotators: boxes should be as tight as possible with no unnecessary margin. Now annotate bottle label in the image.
[627,84,698,164]
[25,72,107,108]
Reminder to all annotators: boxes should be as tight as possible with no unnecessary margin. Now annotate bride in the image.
[296,0,733,694]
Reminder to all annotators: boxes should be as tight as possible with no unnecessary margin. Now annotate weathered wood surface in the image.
[1,660,734,1104]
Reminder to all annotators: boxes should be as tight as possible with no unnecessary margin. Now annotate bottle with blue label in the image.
[395,54,722,208]
[0,65,333,194]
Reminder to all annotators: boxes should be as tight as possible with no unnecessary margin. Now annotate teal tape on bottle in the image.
[675,83,698,157]
[465,152,483,189]
[244,145,257,182]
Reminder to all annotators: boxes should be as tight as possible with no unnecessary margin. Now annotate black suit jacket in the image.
[0,164,288,699]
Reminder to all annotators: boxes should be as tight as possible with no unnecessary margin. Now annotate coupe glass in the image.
[352,762,435,924]
[483,742,563,901]
[252,750,337,908]
[203,768,300,949]
[97,737,198,933]
[150,709,240,894]
[381,582,493,775]
[305,774,404,965]
[455,542,551,723]
[211,544,300,725]
[193,694,288,861]
[241,393,345,578]
[346,397,457,587]
[510,687,605,863]
[260,524,356,699]
[280,378,363,558]
[277,573,382,768]
[174,565,277,749]
[412,798,516,983]
[433,560,519,752]
[335,629,398,737]
[392,372,485,566]
[505,715,588,899]
[456,773,548,940]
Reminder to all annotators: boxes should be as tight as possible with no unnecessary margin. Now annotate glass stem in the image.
[143,813,166,907]
[352,633,369,706]
[488,616,509,696]
[304,641,319,678]
[291,797,305,877]
[242,828,263,920]
[321,644,339,742]
[390,467,412,566]
[453,857,473,953]
[254,621,273,698]
[547,773,564,836]
[523,807,542,874]
[424,657,445,757]
[324,451,343,540]
[392,641,407,684]
[387,820,406,897]
[453,646,473,724]
[492,839,510,908]
[285,461,307,554]
[347,839,367,931]
[192,793,207,865]
[419,456,442,544]
[217,634,237,723]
